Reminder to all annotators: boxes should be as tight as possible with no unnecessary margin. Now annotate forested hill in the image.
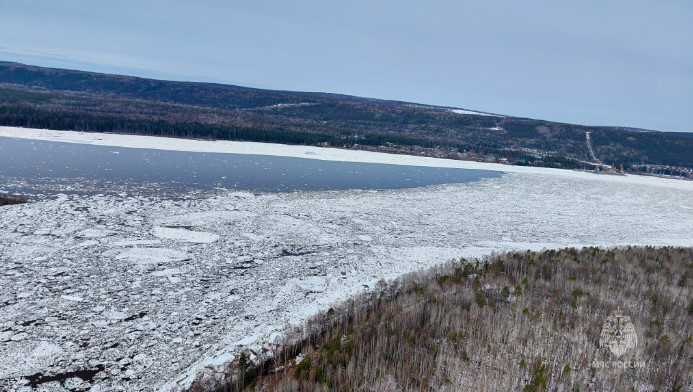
[191,247,693,392]
[1,61,692,170]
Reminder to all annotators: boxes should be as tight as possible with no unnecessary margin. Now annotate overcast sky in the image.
[1,0,691,132]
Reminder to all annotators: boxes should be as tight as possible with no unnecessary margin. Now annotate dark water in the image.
[0,137,501,195]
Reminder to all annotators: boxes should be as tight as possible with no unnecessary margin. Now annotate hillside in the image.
[1,61,692,171]
[195,247,692,392]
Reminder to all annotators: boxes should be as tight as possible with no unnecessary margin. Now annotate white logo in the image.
[599,309,637,358]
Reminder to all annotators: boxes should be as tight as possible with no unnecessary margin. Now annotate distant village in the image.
[352,143,693,180]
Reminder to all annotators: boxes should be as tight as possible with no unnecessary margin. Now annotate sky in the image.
[0,0,691,132]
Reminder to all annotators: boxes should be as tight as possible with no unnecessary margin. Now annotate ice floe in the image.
[153,227,220,243]
[114,248,190,265]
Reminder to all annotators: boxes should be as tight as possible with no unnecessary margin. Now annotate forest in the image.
[2,62,692,170]
[190,246,692,391]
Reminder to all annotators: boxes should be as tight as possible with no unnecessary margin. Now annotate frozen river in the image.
[1,128,692,391]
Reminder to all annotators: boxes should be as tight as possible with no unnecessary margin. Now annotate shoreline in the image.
[1,126,691,191]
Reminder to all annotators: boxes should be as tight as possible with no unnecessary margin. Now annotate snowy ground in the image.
[1,128,692,391]
[449,108,502,117]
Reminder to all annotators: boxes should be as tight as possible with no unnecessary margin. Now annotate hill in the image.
[193,247,692,392]
[1,61,692,171]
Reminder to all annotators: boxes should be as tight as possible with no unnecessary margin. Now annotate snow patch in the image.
[450,109,501,117]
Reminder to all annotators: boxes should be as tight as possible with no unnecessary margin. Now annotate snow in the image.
[263,103,316,109]
[0,127,692,391]
[450,108,502,117]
